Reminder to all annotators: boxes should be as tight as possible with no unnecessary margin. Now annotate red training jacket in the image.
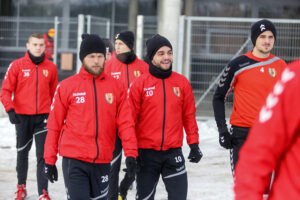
[0,51,58,115]
[44,67,138,165]
[104,54,148,89]
[129,71,199,151]
[234,59,300,200]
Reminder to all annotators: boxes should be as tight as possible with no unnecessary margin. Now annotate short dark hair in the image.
[28,33,44,42]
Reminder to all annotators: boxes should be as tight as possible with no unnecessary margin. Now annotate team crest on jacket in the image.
[173,87,180,97]
[43,69,49,77]
[133,70,141,77]
[105,93,113,104]
[268,68,276,77]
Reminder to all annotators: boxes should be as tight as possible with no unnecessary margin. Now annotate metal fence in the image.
[184,17,300,117]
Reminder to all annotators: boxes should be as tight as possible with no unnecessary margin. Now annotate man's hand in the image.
[44,163,58,183]
[125,157,137,178]
[7,109,20,124]
[188,143,203,163]
[219,130,233,149]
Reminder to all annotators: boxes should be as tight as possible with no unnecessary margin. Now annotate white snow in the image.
[0,117,234,200]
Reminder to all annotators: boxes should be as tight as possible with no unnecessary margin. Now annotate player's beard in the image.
[83,62,104,76]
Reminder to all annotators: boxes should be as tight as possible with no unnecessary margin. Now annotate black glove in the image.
[188,143,203,163]
[125,156,137,178]
[44,163,58,183]
[7,109,20,124]
[219,130,233,149]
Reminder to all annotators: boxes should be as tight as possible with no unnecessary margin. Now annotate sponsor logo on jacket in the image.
[144,86,155,97]
[173,87,180,97]
[111,72,121,79]
[22,69,31,77]
[105,93,113,104]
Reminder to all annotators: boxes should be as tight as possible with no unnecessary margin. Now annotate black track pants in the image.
[15,114,49,195]
[136,148,187,200]
[62,157,110,200]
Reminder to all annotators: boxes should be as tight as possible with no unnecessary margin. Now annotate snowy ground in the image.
[0,116,234,200]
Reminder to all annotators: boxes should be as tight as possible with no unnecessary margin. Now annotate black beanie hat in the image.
[79,34,106,61]
[102,38,114,53]
[115,31,134,50]
[251,19,277,46]
[146,34,173,62]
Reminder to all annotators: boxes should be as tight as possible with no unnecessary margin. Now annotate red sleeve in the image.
[234,62,300,200]
[44,84,68,165]
[49,66,58,99]
[0,62,18,112]
[116,82,138,158]
[182,78,199,145]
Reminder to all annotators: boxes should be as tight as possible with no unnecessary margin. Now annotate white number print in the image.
[76,96,85,104]
[146,90,153,97]
[101,175,108,183]
[175,156,182,163]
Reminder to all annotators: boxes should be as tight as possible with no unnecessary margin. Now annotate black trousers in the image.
[230,126,273,194]
[107,133,122,200]
[230,126,249,175]
[136,148,187,200]
[62,157,111,200]
[15,114,49,195]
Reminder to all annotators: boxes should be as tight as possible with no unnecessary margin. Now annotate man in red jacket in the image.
[43,34,138,200]
[0,32,58,200]
[129,34,203,200]
[104,30,148,200]
[234,59,300,200]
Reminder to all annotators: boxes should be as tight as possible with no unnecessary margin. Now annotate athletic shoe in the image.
[118,194,127,200]
[38,189,51,200]
[15,184,27,200]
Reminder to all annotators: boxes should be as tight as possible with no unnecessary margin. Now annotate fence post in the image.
[86,15,91,34]
[53,16,59,66]
[136,15,144,59]
[185,17,192,80]
[76,14,85,74]
[106,20,110,38]
[177,15,185,75]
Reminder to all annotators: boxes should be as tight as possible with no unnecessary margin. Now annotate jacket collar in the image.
[24,51,45,65]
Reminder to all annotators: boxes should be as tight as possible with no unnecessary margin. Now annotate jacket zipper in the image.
[36,65,38,114]
[160,79,166,150]
[93,77,100,163]
[126,64,130,89]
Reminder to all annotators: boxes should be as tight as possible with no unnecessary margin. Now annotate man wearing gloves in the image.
[212,19,286,177]
[129,34,202,200]
[43,34,138,200]
[0,32,58,200]
[104,30,148,200]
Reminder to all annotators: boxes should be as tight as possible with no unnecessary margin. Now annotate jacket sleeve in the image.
[44,84,68,165]
[0,62,18,112]
[116,83,138,158]
[182,78,199,145]
[234,63,300,200]
[49,66,58,99]
[212,61,236,133]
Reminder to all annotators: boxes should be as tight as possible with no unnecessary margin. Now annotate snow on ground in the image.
[0,117,234,200]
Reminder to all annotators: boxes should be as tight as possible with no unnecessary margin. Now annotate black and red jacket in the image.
[213,52,286,131]
[129,70,199,151]
[0,51,58,114]
[44,67,138,165]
